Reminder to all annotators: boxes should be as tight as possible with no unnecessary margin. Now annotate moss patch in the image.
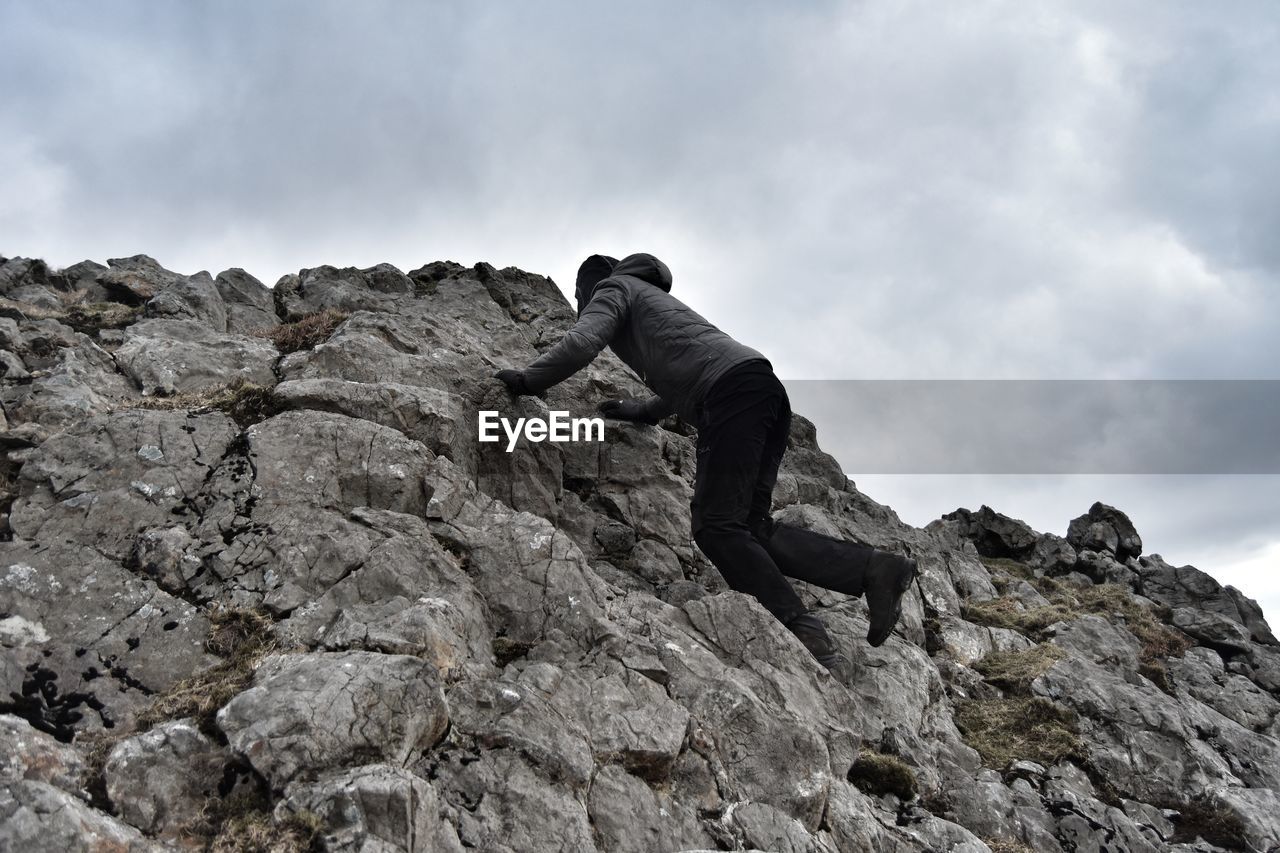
[974,643,1064,694]
[63,301,143,334]
[847,749,917,800]
[954,696,1085,770]
[256,309,348,354]
[131,378,282,427]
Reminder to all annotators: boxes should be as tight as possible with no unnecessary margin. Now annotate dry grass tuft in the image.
[256,309,348,354]
[974,643,1064,694]
[0,295,141,334]
[847,749,918,801]
[954,695,1085,770]
[131,378,282,427]
[970,559,1193,666]
[136,606,279,735]
[983,840,1037,853]
[205,802,324,853]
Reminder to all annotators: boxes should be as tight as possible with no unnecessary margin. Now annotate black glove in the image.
[494,369,530,396]
[598,398,659,424]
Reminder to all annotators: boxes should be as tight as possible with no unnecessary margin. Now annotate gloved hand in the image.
[597,398,659,424]
[494,369,530,396]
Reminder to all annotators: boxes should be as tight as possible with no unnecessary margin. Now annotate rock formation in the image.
[2,253,1278,852]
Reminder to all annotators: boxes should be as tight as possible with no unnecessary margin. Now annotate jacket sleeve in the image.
[522,281,628,393]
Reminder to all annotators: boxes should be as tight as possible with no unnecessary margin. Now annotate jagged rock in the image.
[1029,532,1079,576]
[0,257,67,296]
[273,265,410,322]
[1170,606,1254,653]
[1042,762,1161,852]
[277,763,461,853]
[586,763,716,853]
[1067,501,1143,561]
[145,269,228,331]
[0,327,138,428]
[1166,647,1280,735]
[430,748,596,852]
[217,650,450,787]
[215,268,279,334]
[1075,548,1139,587]
[0,538,216,737]
[113,318,278,395]
[273,376,473,469]
[1034,655,1280,803]
[0,780,162,852]
[99,255,187,305]
[1137,553,1278,646]
[941,505,1039,559]
[12,409,239,560]
[0,714,88,796]
[104,718,229,835]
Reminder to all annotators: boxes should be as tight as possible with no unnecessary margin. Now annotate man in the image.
[494,252,917,672]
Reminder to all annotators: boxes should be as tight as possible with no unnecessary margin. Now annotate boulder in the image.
[113,318,278,395]
[104,719,229,835]
[1066,501,1143,561]
[217,651,449,787]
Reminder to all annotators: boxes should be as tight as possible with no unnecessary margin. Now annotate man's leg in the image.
[690,392,807,625]
[744,390,878,596]
[746,389,917,647]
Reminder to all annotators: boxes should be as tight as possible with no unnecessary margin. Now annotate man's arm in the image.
[518,282,628,394]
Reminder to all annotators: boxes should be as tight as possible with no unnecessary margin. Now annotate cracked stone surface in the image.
[217,650,449,787]
[2,253,1279,851]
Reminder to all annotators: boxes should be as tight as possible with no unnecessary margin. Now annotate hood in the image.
[575,254,619,316]
[611,253,672,293]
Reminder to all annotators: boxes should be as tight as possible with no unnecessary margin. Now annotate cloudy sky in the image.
[3,2,1278,619]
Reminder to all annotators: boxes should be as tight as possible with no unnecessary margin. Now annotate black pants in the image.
[690,363,877,624]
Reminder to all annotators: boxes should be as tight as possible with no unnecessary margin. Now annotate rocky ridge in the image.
[1,253,1278,852]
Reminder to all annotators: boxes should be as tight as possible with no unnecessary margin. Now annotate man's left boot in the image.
[864,551,918,647]
[786,611,850,676]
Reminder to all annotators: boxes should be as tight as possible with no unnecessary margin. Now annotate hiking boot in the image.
[864,551,917,647]
[786,611,842,670]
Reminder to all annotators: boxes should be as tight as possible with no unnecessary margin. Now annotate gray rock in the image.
[277,763,458,853]
[273,376,473,469]
[145,269,228,331]
[941,505,1039,559]
[100,254,187,305]
[0,714,87,796]
[1067,501,1143,560]
[218,650,450,787]
[104,718,228,835]
[113,318,278,395]
[216,267,279,333]
[1171,606,1254,653]
[0,780,162,852]
[587,763,716,853]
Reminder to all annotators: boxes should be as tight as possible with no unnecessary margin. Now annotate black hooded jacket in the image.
[522,252,769,427]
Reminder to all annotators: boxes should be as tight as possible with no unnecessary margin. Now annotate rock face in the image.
[1,252,1278,852]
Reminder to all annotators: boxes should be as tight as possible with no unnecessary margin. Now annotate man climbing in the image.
[494,253,917,673]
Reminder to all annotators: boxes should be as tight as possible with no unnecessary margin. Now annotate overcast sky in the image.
[3,2,1278,620]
